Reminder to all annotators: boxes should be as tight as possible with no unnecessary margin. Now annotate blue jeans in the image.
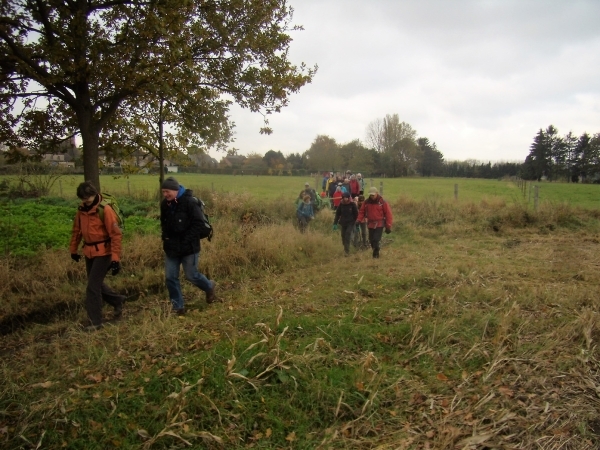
[165,253,211,310]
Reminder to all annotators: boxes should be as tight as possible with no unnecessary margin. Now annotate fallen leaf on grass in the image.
[457,432,495,446]
[286,432,296,442]
[265,428,272,438]
[89,420,103,431]
[137,429,150,439]
[436,373,448,381]
[343,290,355,294]
[86,373,103,383]
[31,381,54,388]
[498,386,514,397]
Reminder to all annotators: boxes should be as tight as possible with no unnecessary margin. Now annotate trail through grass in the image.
[1,187,600,448]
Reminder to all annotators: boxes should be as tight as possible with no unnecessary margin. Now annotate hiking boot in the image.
[125,292,140,302]
[113,296,125,320]
[373,248,380,258]
[83,324,103,332]
[171,307,186,316]
[206,280,217,304]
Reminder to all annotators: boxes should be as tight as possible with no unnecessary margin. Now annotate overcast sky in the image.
[214,0,600,163]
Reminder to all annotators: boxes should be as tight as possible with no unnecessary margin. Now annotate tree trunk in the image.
[79,111,102,191]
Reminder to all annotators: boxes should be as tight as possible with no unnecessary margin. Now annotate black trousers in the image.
[368,227,384,256]
[85,255,123,326]
[340,224,354,254]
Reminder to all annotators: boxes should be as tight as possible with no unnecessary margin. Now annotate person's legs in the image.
[360,223,368,248]
[165,255,184,310]
[181,253,211,292]
[85,255,112,326]
[369,227,384,258]
[296,211,306,233]
[181,253,217,304]
[341,224,352,255]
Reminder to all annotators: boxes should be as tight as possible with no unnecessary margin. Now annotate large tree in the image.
[339,139,374,175]
[303,135,340,172]
[366,114,417,154]
[0,0,315,189]
[417,137,444,176]
[522,126,557,181]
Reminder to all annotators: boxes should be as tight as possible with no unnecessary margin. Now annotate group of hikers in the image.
[70,177,216,331]
[296,170,393,259]
[71,172,391,331]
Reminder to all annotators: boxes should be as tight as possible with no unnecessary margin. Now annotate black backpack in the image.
[192,197,213,242]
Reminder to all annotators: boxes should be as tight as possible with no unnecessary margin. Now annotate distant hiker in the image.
[302,182,317,205]
[328,178,338,205]
[322,173,329,191]
[349,174,360,198]
[356,187,393,258]
[160,177,216,315]
[341,178,350,195]
[355,194,368,249]
[296,194,314,233]
[356,173,366,195]
[326,173,336,196]
[333,192,359,256]
[70,181,125,331]
[332,186,343,210]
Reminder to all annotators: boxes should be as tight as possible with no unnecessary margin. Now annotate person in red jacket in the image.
[349,175,360,198]
[332,186,343,210]
[70,181,125,330]
[356,186,393,258]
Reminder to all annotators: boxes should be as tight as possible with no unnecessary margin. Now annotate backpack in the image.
[98,193,125,231]
[192,197,213,241]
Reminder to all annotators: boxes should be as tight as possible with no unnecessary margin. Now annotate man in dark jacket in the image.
[333,192,359,256]
[160,177,216,315]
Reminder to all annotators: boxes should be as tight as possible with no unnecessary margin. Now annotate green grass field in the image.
[1,176,600,449]
[8,173,598,209]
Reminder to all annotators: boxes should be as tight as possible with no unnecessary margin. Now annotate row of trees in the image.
[232,126,520,180]
[295,114,445,177]
[522,126,600,182]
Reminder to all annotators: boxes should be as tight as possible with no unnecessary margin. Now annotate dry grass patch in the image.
[1,194,600,448]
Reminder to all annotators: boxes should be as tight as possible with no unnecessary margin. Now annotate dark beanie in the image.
[161,177,180,191]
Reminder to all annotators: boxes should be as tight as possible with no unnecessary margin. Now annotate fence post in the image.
[454,184,458,201]
[127,180,131,196]
[379,181,383,195]
[534,185,539,211]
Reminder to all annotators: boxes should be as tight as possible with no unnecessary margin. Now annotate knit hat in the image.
[161,177,180,191]
[368,186,378,195]
[342,192,350,198]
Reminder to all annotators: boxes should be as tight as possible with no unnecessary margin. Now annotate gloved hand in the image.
[385,227,391,234]
[332,224,338,231]
[109,261,121,276]
[71,253,81,262]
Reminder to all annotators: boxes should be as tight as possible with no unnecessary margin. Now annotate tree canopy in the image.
[0,0,316,189]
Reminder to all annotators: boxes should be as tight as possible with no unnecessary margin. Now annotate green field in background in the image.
[2,174,599,209]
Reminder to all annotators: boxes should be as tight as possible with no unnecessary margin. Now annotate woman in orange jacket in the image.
[70,181,125,330]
